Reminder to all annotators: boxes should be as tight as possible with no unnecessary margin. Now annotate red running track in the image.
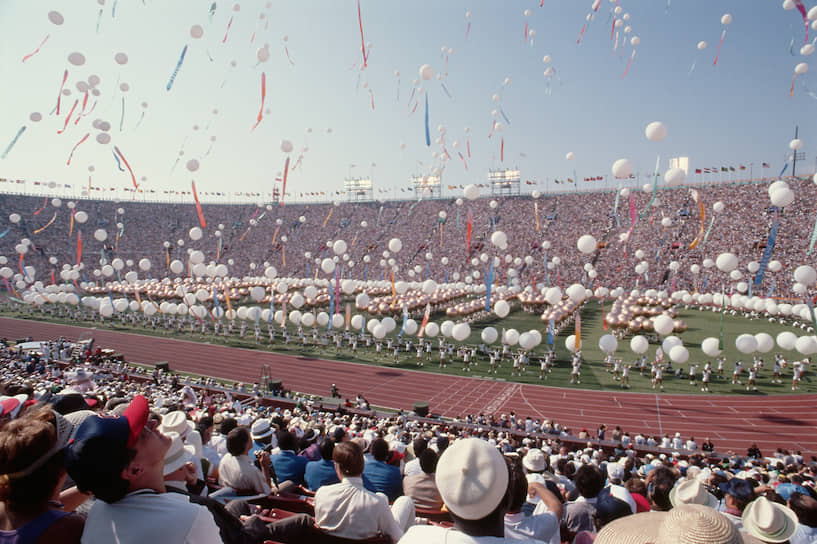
[3,317,816,455]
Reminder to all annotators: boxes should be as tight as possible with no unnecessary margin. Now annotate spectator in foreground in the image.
[595,504,743,544]
[741,495,798,543]
[363,438,403,502]
[399,438,540,543]
[315,440,415,542]
[0,406,84,543]
[719,478,756,530]
[66,395,222,543]
[561,463,606,541]
[403,448,443,510]
[270,430,308,487]
[219,426,273,496]
[788,492,817,544]
[504,456,562,544]
[304,438,340,492]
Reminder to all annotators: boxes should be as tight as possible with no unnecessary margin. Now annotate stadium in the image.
[0,2,816,544]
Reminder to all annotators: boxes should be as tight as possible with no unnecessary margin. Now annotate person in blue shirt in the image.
[249,418,275,458]
[362,438,403,502]
[270,430,309,487]
[305,439,341,491]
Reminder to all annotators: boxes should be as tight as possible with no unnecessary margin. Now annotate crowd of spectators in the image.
[0,336,815,542]
[2,177,814,299]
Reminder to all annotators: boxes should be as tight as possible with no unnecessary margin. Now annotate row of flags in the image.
[695,163,771,174]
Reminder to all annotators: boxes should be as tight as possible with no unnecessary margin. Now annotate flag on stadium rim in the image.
[762,162,771,168]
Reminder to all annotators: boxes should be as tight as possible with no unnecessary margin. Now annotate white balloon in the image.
[612,158,633,178]
[664,167,686,186]
[777,331,798,350]
[598,334,618,354]
[669,345,689,364]
[755,333,774,353]
[645,121,667,142]
[481,327,498,344]
[653,314,674,336]
[630,335,648,354]
[189,227,203,241]
[419,64,434,80]
[94,229,107,242]
[170,260,184,274]
[424,322,439,337]
[577,235,597,254]
[494,299,510,318]
[388,238,403,253]
[463,184,480,200]
[795,265,817,286]
[565,334,579,353]
[321,258,336,274]
[452,323,471,342]
[716,253,738,273]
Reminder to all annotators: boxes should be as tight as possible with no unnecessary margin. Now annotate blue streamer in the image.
[767,279,776,298]
[754,218,779,288]
[499,107,511,125]
[440,82,453,99]
[166,45,188,91]
[779,163,789,177]
[424,94,430,146]
[1,126,26,159]
[398,304,408,336]
[0,227,10,239]
[484,261,495,312]
[113,150,125,171]
[547,318,554,345]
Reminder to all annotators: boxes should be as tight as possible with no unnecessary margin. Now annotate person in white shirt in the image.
[315,440,414,542]
[65,395,222,544]
[400,438,540,543]
[788,491,817,544]
[218,426,272,496]
[504,457,562,544]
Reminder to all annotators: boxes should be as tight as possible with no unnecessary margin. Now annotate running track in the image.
[3,317,816,455]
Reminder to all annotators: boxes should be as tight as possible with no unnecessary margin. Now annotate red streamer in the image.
[357,0,368,67]
[465,211,473,257]
[66,133,90,165]
[458,151,468,170]
[577,23,587,45]
[222,16,233,43]
[191,181,207,228]
[75,91,89,124]
[284,46,295,65]
[76,231,82,265]
[611,19,616,40]
[19,254,24,275]
[57,99,78,134]
[280,156,290,207]
[369,89,375,110]
[795,0,809,44]
[713,29,726,65]
[500,137,504,162]
[55,69,68,115]
[524,23,528,42]
[465,22,471,40]
[22,34,50,62]
[251,72,266,131]
[621,50,636,78]
[33,197,47,216]
[113,145,138,188]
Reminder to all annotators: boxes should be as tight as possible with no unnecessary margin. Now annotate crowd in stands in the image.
[2,177,815,299]
[0,336,815,542]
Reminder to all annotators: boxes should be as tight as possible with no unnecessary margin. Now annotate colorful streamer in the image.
[534,202,540,231]
[113,149,125,171]
[119,96,125,131]
[251,72,266,131]
[55,69,68,115]
[22,34,50,62]
[621,50,636,78]
[66,133,90,165]
[33,212,57,234]
[57,99,79,134]
[754,217,779,288]
[713,29,727,65]
[424,94,430,146]
[0,228,10,239]
[638,156,660,219]
[166,45,188,91]
[280,156,290,206]
[688,191,706,249]
[75,91,90,124]
[0,126,26,159]
[76,231,83,264]
[191,181,207,228]
[222,16,233,43]
[807,215,817,255]
[357,0,368,67]
[322,207,333,227]
[794,0,809,44]
[441,82,453,99]
[465,211,473,257]
[33,197,48,216]
[500,137,504,162]
[113,145,139,188]
[702,216,716,246]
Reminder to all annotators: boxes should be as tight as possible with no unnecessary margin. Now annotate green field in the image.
[2,303,813,396]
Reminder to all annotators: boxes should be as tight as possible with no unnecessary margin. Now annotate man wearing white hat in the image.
[399,438,540,543]
[742,496,798,543]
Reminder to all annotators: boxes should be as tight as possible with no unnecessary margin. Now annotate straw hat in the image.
[657,504,743,544]
[741,496,798,543]
[595,511,667,544]
[669,479,719,509]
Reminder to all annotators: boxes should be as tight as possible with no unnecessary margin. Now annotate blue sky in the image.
[0,1,814,202]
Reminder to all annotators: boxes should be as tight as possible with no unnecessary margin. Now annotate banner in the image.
[753,216,779,288]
